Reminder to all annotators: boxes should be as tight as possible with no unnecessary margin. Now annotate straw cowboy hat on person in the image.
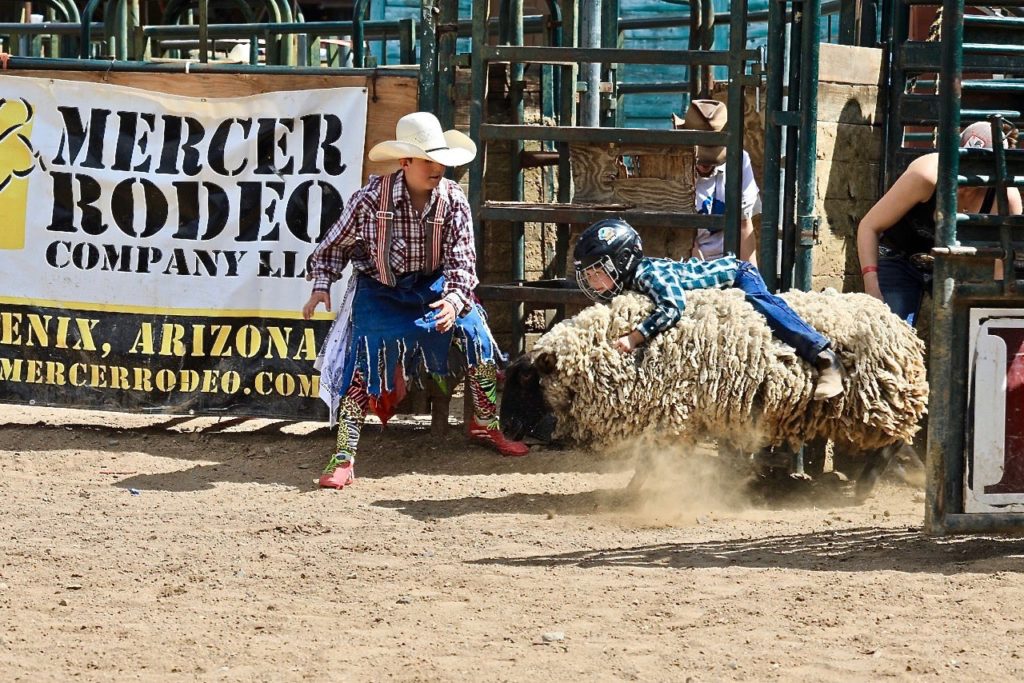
[368,112,477,167]
[671,99,728,166]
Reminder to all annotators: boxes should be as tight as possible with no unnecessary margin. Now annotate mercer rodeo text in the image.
[0,357,318,399]
[0,313,321,398]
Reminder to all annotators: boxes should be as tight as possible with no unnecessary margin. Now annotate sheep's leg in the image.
[626,451,654,492]
[855,442,902,501]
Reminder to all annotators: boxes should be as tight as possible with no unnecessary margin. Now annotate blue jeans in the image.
[732,262,831,363]
[877,254,927,326]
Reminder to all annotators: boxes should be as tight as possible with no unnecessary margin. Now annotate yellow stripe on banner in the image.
[0,296,337,321]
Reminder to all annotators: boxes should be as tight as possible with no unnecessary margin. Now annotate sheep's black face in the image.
[500,353,557,444]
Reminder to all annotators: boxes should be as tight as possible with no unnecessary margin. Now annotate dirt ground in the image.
[3,404,1024,682]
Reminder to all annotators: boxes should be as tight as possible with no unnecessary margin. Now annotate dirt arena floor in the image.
[3,404,1024,682]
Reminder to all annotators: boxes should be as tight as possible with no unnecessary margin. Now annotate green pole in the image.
[926,0,965,534]
[722,0,749,257]
[760,0,786,290]
[469,0,489,260]
[794,0,821,292]
[198,0,209,63]
[419,1,438,111]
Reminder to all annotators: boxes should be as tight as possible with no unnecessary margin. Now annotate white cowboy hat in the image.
[368,112,477,167]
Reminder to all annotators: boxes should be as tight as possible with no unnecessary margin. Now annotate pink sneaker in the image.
[468,419,530,457]
[318,458,355,489]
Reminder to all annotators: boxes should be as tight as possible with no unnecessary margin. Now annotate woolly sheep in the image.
[500,287,928,494]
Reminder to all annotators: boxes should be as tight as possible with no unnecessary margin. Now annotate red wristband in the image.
[861,265,879,275]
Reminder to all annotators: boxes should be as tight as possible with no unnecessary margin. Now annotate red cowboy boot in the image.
[467,418,530,457]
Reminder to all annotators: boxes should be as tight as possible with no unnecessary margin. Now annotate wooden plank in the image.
[570,143,695,211]
[815,198,880,238]
[818,43,884,86]
[815,122,883,162]
[3,70,419,183]
[816,83,884,125]
[816,158,882,199]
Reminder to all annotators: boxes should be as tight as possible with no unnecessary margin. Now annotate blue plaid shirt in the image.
[631,255,740,339]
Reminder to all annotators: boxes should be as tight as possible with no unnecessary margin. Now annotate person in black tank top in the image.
[857,123,1022,326]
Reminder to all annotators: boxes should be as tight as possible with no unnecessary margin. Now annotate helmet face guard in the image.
[576,255,624,302]
[572,218,643,303]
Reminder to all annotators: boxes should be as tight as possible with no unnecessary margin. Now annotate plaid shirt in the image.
[631,255,740,339]
[307,171,478,312]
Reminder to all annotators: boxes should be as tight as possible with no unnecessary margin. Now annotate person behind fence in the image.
[857,121,1023,325]
[303,111,529,490]
[573,218,845,401]
[672,99,761,264]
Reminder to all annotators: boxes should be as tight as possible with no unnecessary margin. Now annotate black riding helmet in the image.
[573,218,644,302]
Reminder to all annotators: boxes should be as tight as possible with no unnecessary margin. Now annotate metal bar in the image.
[612,0,844,32]
[617,81,699,95]
[352,0,368,68]
[476,283,591,306]
[838,0,857,44]
[956,214,1024,228]
[437,0,458,130]
[900,96,1022,124]
[760,0,786,290]
[0,22,102,36]
[579,0,601,127]
[419,2,438,112]
[3,55,417,76]
[962,43,1024,56]
[197,0,208,64]
[688,0,702,98]
[722,0,749,257]
[699,0,714,97]
[912,79,1024,93]
[795,0,821,292]
[481,202,725,229]
[81,0,103,57]
[964,15,1024,29]
[901,43,1024,73]
[927,0,966,535]
[941,514,1024,534]
[992,116,1014,296]
[480,124,728,145]
[510,0,526,354]
[398,17,415,65]
[935,0,965,250]
[481,44,754,66]
[959,175,1024,188]
[781,7,803,291]
[883,0,909,190]
[600,0,620,127]
[469,0,488,260]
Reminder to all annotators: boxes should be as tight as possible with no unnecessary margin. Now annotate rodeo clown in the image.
[303,112,528,490]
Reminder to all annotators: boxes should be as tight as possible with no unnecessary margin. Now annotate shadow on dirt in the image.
[469,526,1024,575]
[0,419,628,492]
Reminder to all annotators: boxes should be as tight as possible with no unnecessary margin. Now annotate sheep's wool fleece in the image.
[533,288,927,452]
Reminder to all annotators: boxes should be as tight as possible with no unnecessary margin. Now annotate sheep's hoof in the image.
[854,444,899,502]
[626,467,651,493]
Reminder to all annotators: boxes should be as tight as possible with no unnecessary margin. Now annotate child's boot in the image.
[468,417,530,456]
[813,349,846,401]
[318,453,355,489]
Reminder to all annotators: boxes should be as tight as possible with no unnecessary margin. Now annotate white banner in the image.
[0,77,367,315]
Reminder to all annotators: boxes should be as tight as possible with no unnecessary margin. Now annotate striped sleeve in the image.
[306,187,370,293]
[440,183,479,313]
